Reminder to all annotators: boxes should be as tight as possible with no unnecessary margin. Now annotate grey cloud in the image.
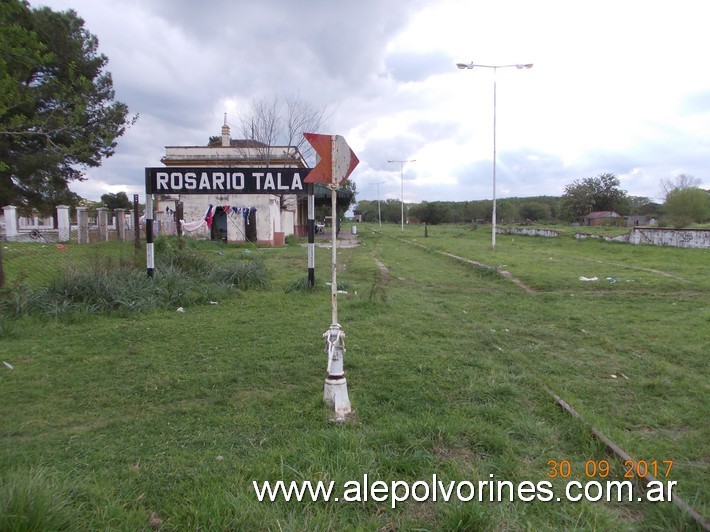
[385,50,453,83]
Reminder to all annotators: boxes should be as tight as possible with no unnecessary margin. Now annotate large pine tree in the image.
[0,0,135,216]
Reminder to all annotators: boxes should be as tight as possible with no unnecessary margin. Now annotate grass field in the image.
[1,224,707,530]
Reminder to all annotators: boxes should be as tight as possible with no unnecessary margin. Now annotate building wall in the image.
[155,193,294,244]
[576,227,710,248]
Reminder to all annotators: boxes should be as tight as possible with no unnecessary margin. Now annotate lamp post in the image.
[387,159,416,232]
[456,61,532,250]
[373,181,385,228]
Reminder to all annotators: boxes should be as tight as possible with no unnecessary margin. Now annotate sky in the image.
[34,0,710,206]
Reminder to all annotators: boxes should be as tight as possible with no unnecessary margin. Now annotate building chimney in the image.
[221,113,230,147]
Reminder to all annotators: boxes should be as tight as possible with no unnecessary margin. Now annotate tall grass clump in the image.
[0,468,74,531]
[0,243,252,319]
[285,276,317,293]
[154,236,213,275]
[213,256,270,290]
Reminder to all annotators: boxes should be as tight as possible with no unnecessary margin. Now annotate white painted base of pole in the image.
[324,377,351,421]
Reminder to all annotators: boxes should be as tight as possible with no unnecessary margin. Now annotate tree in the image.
[664,187,710,227]
[0,1,136,215]
[559,173,629,222]
[100,191,131,211]
[661,174,708,227]
[408,201,450,225]
[237,94,327,167]
[519,201,551,222]
[660,174,702,197]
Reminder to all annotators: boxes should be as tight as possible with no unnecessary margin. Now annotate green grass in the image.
[0,225,707,530]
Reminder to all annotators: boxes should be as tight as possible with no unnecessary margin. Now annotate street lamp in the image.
[387,159,416,232]
[373,181,385,228]
[456,61,532,250]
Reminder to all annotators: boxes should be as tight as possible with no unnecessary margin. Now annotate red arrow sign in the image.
[304,133,359,185]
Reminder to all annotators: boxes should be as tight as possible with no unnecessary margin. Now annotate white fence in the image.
[2,205,138,243]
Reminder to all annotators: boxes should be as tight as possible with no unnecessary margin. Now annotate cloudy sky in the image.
[35,0,710,205]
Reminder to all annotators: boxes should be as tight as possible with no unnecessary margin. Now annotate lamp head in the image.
[516,63,534,69]
[456,62,473,70]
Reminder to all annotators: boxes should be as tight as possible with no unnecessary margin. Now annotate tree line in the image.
[355,173,709,228]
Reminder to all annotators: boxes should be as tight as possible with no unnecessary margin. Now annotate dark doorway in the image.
[245,209,257,242]
[211,207,228,241]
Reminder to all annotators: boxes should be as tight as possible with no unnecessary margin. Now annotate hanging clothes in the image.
[181,220,205,232]
[204,204,214,229]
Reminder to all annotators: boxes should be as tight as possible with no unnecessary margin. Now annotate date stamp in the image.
[546,459,673,480]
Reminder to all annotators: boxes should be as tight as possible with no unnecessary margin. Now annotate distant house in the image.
[626,215,657,227]
[584,211,622,226]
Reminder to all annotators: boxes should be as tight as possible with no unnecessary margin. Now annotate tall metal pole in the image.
[373,181,384,228]
[456,61,532,250]
[400,163,404,232]
[388,159,415,232]
[307,183,315,287]
[492,68,497,250]
[145,192,154,278]
[330,184,338,326]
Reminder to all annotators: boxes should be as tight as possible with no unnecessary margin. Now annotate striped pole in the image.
[308,183,315,287]
[145,192,154,278]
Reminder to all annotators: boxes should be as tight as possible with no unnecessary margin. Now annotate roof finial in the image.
[221,113,231,147]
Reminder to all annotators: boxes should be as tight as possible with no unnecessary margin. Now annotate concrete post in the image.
[3,206,18,240]
[323,324,351,421]
[97,207,108,241]
[115,208,125,241]
[126,209,134,243]
[77,207,89,244]
[56,205,70,242]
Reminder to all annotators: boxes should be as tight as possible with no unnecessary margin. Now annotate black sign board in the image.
[145,167,312,195]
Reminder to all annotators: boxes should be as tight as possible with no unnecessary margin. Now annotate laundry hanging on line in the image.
[200,204,258,230]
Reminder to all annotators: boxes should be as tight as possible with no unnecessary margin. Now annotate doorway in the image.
[211,207,228,241]
[245,208,257,242]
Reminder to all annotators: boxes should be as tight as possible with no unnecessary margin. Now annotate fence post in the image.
[56,205,70,242]
[176,201,184,250]
[2,205,18,241]
[97,208,108,241]
[115,208,125,241]
[77,207,89,244]
[133,195,141,252]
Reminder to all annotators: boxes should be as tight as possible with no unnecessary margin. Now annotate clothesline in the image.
[204,204,257,229]
[176,204,258,233]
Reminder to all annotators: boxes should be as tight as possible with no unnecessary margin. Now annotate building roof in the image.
[161,143,307,168]
[206,138,269,148]
[161,121,308,168]
[585,211,620,219]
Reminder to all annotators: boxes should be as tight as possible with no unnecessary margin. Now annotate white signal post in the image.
[304,133,359,421]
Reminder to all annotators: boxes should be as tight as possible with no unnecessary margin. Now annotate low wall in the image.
[575,227,710,249]
[497,227,561,238]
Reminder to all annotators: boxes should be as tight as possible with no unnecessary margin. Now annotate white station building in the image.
[154,120,308,245]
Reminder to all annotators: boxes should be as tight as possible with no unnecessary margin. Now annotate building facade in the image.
[154,121,307,245]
